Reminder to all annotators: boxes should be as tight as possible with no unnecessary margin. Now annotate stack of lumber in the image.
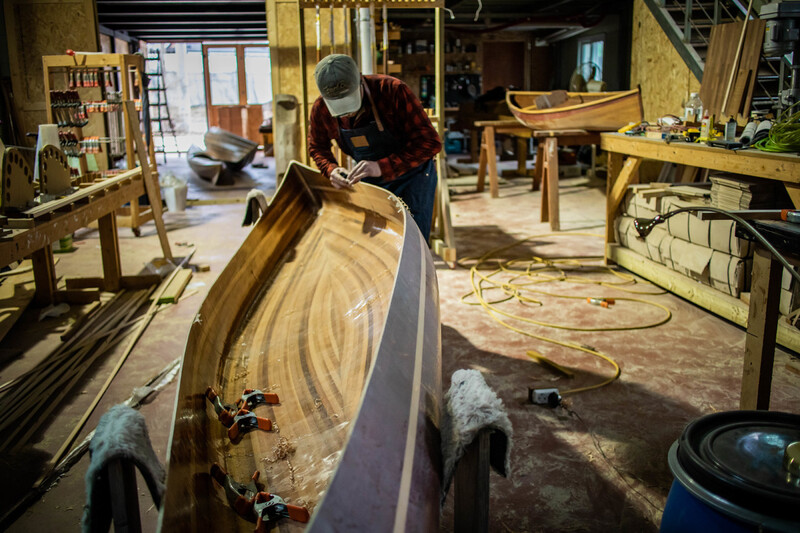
[710,173,778,210]
[0,289,153,453]
[0,265,191,456]
[615,183,752,297]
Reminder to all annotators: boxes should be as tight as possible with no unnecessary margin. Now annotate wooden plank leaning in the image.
[123,100,173,261]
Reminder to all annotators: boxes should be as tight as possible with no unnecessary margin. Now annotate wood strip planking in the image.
[157,268,192,304]
[160,162,438,531]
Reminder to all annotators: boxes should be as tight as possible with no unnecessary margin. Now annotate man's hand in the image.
[347,160,381,185]
[330,167,351,189]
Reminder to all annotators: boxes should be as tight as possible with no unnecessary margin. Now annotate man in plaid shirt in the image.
[308,54,442,240]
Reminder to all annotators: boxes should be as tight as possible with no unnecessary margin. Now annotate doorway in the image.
[202,44,271,143]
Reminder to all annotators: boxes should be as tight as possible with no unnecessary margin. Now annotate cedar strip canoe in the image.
[187,144,224,185]
[506,88,643,131]
[159,161,442,532]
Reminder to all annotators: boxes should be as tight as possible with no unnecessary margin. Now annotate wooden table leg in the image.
[605,155,642,254]
[516,136,528,175]
[532,141,543,191]
[740,245,782,410]
[470,129,479,163]
[486,126,499,198]
[541,137,559,231]
[31,246,57,306]
[477,130,487,193]
[785,183,800,208]
[98,211,122,292]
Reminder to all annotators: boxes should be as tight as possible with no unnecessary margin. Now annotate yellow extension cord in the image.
[458,233,671,396]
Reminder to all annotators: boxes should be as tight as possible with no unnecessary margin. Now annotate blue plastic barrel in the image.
[661,411,800,533]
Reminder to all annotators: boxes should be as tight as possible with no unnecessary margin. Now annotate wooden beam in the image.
[1,176,145,266]
[741,245,782,410]
[607,244,800,354]
[23,168,140,219]
[157,268,192,304]
[605,156,642,246]
[600,134,800,185]
[124,100,173,261]
[98,212,122,292]
[31,247,57,306]
[454,429,490,533]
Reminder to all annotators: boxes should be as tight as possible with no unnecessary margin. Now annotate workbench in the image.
[0,168,158,307]
[601,132,800,409]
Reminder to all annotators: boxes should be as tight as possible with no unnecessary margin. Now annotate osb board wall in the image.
[630,0,700,122]
[4,0,99,145]
[267,0,350,165]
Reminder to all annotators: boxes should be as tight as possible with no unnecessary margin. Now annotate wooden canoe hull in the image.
[187,145,224,184]
[506,89,643,131]
[159,162,441,531]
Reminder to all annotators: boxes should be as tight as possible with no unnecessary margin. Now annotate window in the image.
[577,37,604,81]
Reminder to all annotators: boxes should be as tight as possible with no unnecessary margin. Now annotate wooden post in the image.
[485,126,498,198]
[124,100,173,261]
[541,137,559,230]
[477,130,488,192]
[31,246,57,306]
[605,155,642,248]
[107,459,143,533]
[533,141,544,191]
[740,245,782,410]
[454,429,490,533]
[98,212,122,291]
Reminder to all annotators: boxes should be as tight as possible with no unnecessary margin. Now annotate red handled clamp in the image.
[210,464,310,531]
[253,491,310,532]
[237,388,280,410]
[227,408,272,442]
[206,387,273,442]
[205,386,237,427]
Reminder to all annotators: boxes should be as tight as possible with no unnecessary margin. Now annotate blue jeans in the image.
[363,158,437,241]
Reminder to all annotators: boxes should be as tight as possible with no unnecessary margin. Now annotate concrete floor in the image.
[1,153,798,532]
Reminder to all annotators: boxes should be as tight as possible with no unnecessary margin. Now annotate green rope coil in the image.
[754,102,800,153]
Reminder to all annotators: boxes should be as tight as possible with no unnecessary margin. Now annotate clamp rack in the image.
[42,53,158,236]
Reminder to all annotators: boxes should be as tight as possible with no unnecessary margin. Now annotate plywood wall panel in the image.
[4,0,99,144]
[630,0,700,122]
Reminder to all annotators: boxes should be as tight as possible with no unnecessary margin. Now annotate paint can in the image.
[661,411,800,533]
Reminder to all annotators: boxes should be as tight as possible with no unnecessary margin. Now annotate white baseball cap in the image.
[314,54,362,117]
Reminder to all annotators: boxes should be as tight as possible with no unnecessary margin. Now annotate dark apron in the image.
[338,82,437,241]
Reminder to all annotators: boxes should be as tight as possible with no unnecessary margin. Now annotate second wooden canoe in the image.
[506,88,643,131]
[159,161,442,532]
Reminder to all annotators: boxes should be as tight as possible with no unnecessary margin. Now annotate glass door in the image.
[202,44,270,143]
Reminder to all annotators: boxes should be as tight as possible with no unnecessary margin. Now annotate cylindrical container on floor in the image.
[661,411,800,533]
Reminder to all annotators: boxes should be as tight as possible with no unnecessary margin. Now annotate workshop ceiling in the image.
[96,0,627,43]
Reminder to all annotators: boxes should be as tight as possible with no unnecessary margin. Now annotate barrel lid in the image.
[677,411,800,519]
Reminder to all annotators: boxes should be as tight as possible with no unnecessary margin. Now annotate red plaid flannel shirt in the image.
[308,74,442,181]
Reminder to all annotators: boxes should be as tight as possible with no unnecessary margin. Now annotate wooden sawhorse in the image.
[475,120,534,198]
[534,129,601,231]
